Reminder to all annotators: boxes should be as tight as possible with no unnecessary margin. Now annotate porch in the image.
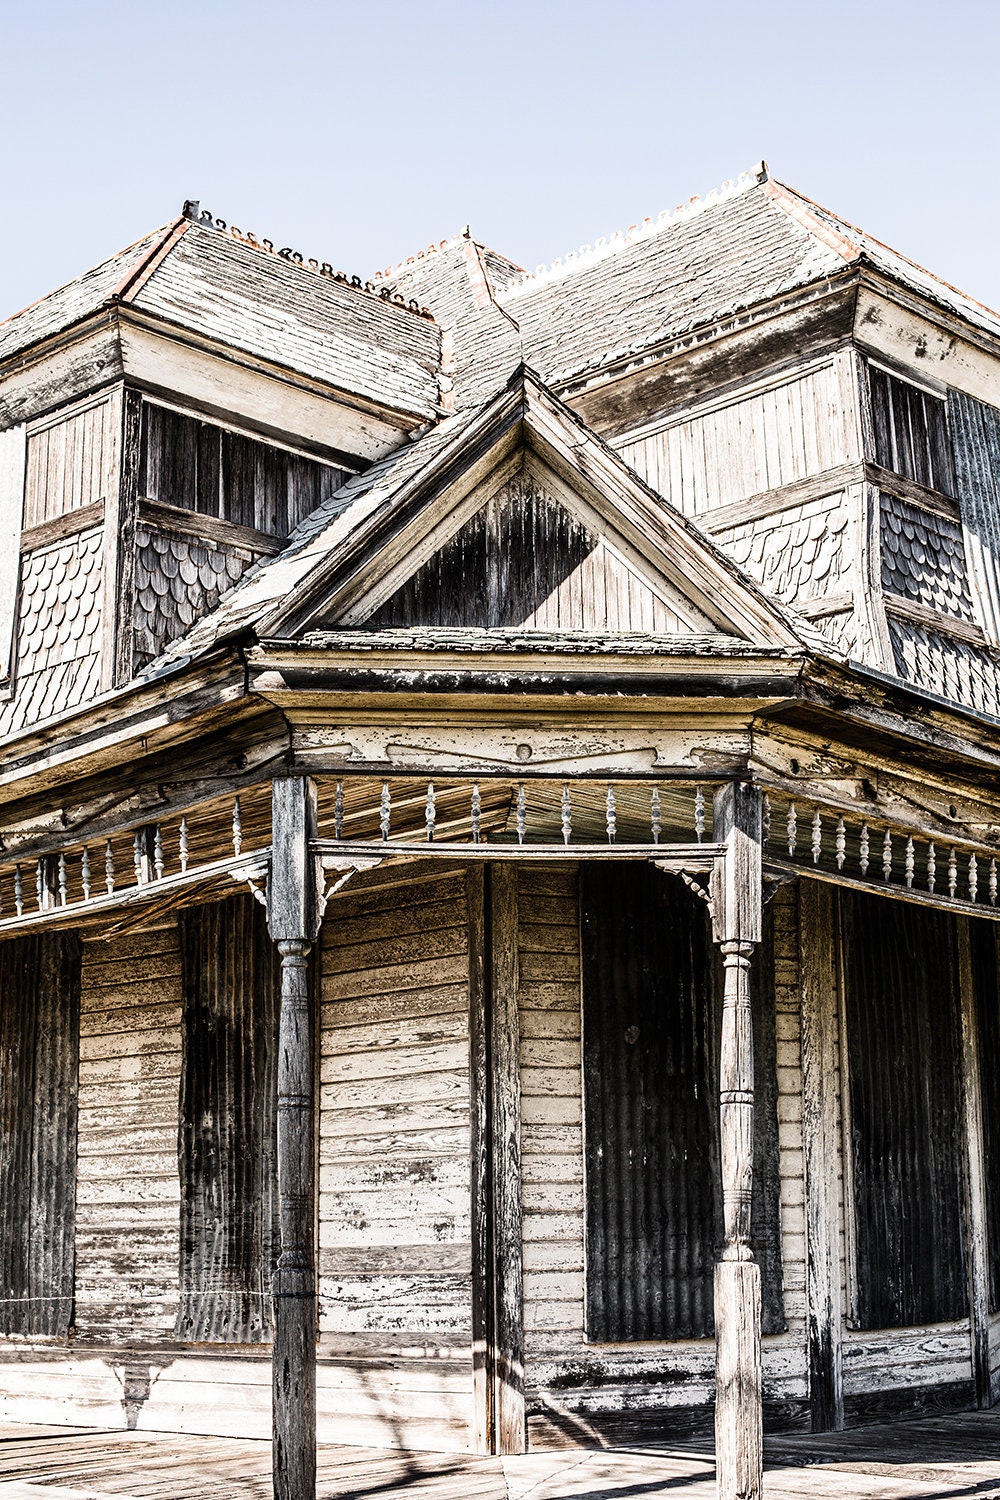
[1,1411,999,1498]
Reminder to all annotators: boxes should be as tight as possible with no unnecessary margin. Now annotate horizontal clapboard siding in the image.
[319,865,474,1448]
[75,924,183,1341]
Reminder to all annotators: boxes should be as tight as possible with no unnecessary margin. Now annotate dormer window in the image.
[139,400,348,539]
[868,363,953,496]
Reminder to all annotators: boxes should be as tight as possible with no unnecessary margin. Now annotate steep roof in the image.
[144,366,812,673]
[0,212,442,420]
[379,169,1000,395]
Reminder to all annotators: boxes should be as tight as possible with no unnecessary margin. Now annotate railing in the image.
[0,793,269,933]
[314,776,716,850]
[764,792,1000,914]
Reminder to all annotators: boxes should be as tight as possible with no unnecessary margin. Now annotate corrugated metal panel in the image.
[970,917,1000,1314]
[177,896,280,1343]
[0,931,80,1337]
[949,390,1000,645]
[581,866,783,1341]
[840,890,967,1329]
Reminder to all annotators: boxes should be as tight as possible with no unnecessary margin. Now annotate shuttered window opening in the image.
[948,391,1000,646]
[840,890,967,1329]
[970,917,1000,1314]
[140,402,349,537]
[869,364,954,496]
[0,931,80,1337]
[177,896,281,1343]
[581,865,784,1343]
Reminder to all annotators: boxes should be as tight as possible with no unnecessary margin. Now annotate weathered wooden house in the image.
[2,164,1000,1500]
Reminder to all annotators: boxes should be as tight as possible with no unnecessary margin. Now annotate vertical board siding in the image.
[840,891,968,1329]
[24,398,117,528]
[615,361,858,517]
[949,390,1000,645]
[0,932,80,1337]
[970,919,1000,1314]
[869,366,954,496]
[75,924,183,1341]
[366,468,686,632]
[318,866,474,1448]
[177,896,280,1343]
[140,402,348,537]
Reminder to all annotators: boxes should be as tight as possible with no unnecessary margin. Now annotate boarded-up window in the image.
[947,391,1000,646]
[970,917,1000,1314]
[0,931,80,1336]
[869,365,953,495]
[581,865,783,1342]
[140,402,348,537]
[177,896,280,1342]
[840,890,967,1329]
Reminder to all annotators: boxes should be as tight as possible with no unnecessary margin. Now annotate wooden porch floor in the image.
[0,1412,998,1498]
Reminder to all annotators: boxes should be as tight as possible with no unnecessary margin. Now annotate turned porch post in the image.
[711,782,763,1500]
[268,776,322,1500]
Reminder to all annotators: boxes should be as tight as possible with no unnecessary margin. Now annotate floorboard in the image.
[0,1411,996,1498]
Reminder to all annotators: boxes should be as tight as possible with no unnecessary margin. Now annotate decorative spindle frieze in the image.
[379,782,391,842]
[105,841,115,895]
[811,809,822,865]
[991,859,997,907]
[425,783,436,842]
[334,782,344,840]
[81,847,91,901]
[787,802,797,858]
[57,853,67,907]
[232,797,243,857]
[179,817,189,873]
[651,786,662,845]
[516,783,527,845]
[928,843,936,893]
[970,853,978,903]
[835,816,846,870]
[561,784,572,846]
[14,865,22,917]
[905,836,914,889]
[471,783,482,844]
[694,786,705,844]
[154,826,164,881]
[882,829,892,882]
[606,784,617,844]
[949,848,958,899]
[762,792,771,849]
[859,823,870,876]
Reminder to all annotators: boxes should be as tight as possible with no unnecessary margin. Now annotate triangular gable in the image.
[257,368,805,649]
[345,456,711,633]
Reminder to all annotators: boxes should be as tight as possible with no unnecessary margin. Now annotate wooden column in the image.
[956,917,992,1409]
[711,782,763,1500]
[469,864,525,1455]
[268,777,321,1500]
[799,880,844,1431]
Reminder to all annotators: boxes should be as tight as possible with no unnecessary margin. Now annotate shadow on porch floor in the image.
[0,1411,998,1498]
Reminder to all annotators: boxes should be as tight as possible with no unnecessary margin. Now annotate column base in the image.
[715,1258,762,1500]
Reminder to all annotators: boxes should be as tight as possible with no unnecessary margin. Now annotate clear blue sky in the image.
[2,0,998,321]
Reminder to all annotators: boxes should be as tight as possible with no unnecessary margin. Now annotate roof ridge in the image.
[111,216,189,302]
[774,181,1000,323]
[762,178,860,263]
[500,168,764,299]
[180,202,435,321]
[0,221,174,336]
[371,230,526,285]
